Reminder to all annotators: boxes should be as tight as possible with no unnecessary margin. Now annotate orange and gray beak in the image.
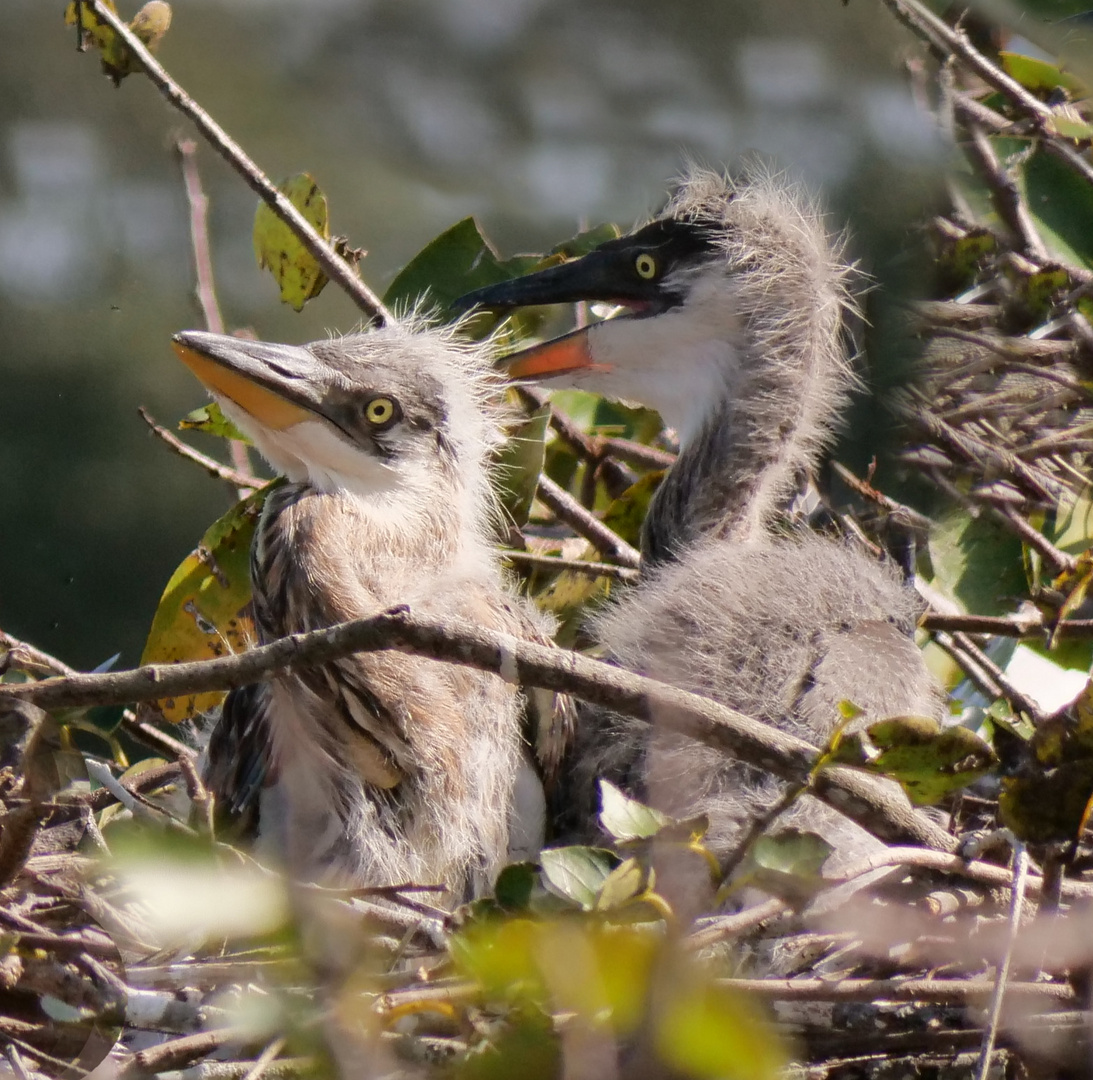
[171,331,324,430]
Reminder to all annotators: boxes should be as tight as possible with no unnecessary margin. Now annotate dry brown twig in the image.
[536,475,642,568]
[138,407,263,492]
[0,605,953,853]
[174,136,255,493]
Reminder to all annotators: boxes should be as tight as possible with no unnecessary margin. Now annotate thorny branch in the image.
[82,0,392,325]
[0,606,952,853]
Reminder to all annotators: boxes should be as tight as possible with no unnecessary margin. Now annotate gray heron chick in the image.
[459,167,945,863]
[172,324,547,900]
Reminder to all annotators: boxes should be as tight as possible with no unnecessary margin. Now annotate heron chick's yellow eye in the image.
[635,253,657,280]
[365,396,399,428]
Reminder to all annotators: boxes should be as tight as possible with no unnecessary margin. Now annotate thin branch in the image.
[964,123,1051,263]
[175,137,225,334]
[883,0,1093,196]
[996,504,1075,575]
[174,136,253,491]
[139,407,263,491]
[516,387,633,499]
[976,844,1029,1080]
[116,1028,248,1080]
[503,549,639,583]
[717,974,1070,1005]
[0,605,954,854]
[536,475,642,569]
[84,0,391,325]
[599,436,676,471]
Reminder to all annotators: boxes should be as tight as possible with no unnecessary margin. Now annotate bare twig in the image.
[719,974,1069,1005]
[503,549,639,583]
[175,138,225,334]
[600,436,676,470]
[975,844,1029,1080]
[883,0,1093,197]
[174,136,254,491]
[116,1028,248,1080]
[536,475,642,568]
[139,407,263,491]
[83,0,391,325]
[0,605,954,853]
[964,124,1051,263]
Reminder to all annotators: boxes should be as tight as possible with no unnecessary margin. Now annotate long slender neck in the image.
[640,254,853,565]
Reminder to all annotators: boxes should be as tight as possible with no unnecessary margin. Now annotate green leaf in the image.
[549,222,621,258]
[493,862,538,912]
[999,51,1088,96]
[594,857,651,911]
[140,482,279,722]
[598,779,671,841]
[384,218,544,339]
[830,715,997,805]
[64,0,172,87]
[729,829,834,902]
[1021,148,1093,268]
[538,846,618,910]
[927,508,1027,617]
[494,400,549,528]
[178,402,252,444]
[254,173,332,310]
[601,472,665,550]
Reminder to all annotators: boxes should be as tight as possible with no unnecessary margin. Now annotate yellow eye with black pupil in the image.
[365,397,397,426]
[635,253,657,279]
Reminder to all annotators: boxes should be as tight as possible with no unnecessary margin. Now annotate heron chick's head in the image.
[456,164,855,444]
[172,322,505,517]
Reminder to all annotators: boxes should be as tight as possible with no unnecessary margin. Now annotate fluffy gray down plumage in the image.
[560,533,947,868]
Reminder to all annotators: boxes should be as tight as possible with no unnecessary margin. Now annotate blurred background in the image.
[0,0,1081,670]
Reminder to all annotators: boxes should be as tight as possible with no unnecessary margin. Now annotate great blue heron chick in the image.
[172,323,547,900]
[459,167,946,864]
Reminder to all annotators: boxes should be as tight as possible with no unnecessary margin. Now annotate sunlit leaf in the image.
[538,846,618,909]
[728,829,834,902]
[598,779,671,841]
[254,174,332,310]
[927,508,1026,617]
[384,218,543,338]
[140,483,278,722]
[830,715,996,805]
[179,401,252,444]
[999,51,1088,96]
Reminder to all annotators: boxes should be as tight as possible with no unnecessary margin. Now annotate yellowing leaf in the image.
[829,715,996,805]
[254,174,331,310]
[64,1,172,87]
[141,483,278,722]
